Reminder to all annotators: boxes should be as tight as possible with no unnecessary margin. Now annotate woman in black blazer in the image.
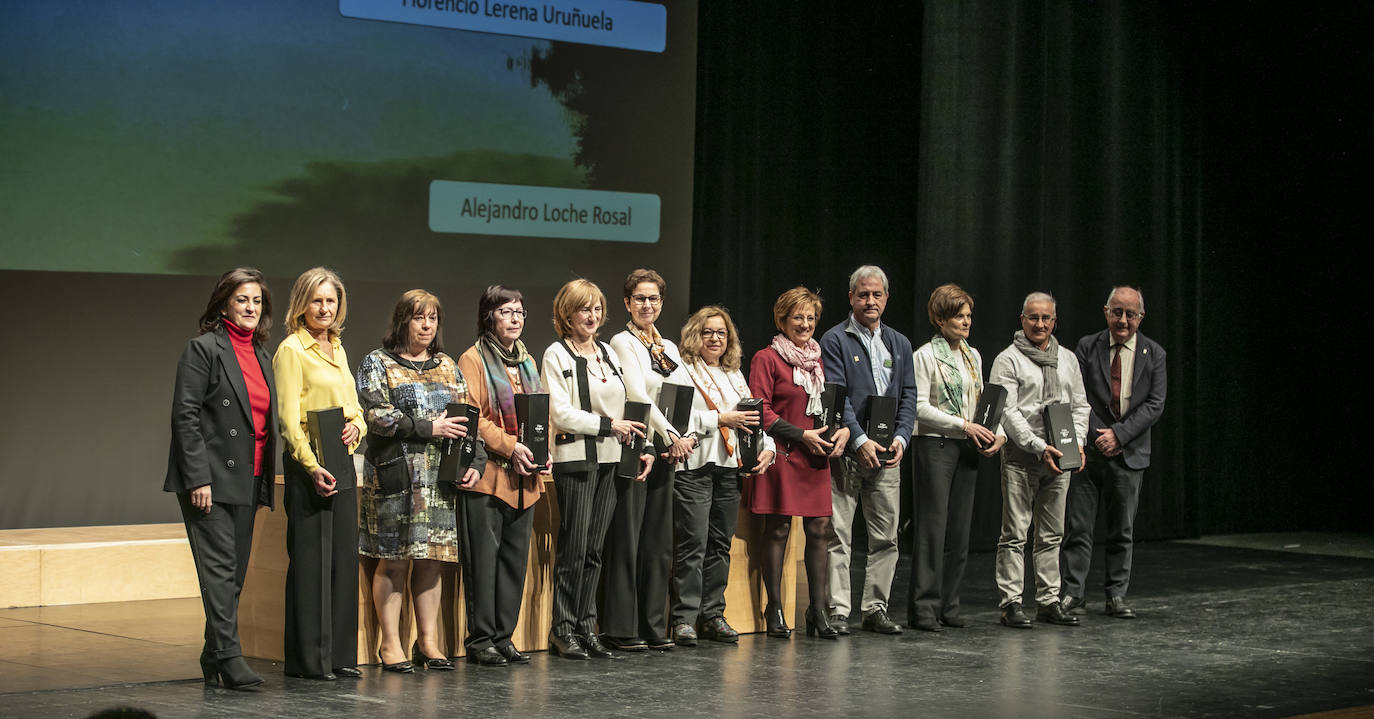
[164,268,278,690]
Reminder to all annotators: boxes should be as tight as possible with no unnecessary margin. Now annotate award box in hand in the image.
[866,394,897,461]
[617,401,650,479]
[972,384,1007,439]
[735,397,764,471]
[655,382,695,454]
[438,402,481,486]
[515,392,549,467]
[819,382,845,443]
[1041,401,1082,471]
[308,406,355,487]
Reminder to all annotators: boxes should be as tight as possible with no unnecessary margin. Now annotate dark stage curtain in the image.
[693,1,1371,541]
[913,1,1199,545]
[692,1,1201,549]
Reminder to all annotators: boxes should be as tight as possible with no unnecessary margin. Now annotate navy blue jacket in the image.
[1074,330,1167,470]
[819,317,918,453]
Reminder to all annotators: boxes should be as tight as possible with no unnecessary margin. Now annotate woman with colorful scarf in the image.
[907,284,1005,631]
[605,269,695,651]
[455,285,548,667]
[747,287,850,640]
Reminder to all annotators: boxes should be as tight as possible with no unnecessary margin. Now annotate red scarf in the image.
[224,320,270,476]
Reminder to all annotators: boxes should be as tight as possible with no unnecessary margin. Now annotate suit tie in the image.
[1110,344,1123,419]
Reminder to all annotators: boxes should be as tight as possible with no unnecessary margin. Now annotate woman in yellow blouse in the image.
[273,267,367,681]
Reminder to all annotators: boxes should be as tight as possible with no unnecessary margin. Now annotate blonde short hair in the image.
[552,279,607,339]
[772,287,823,331]
[679,305,743,372]
[285,267,347,339]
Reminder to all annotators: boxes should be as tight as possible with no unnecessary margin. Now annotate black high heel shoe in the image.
[805,607,839,640]
[763,606,792,638]
[412,641,454,671]
[199,651,217,685]
[212,655,265,689]
[379,649,414,674]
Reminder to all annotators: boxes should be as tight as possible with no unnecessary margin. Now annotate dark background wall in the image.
[3,1,1366,536]
[692,0,1370,546]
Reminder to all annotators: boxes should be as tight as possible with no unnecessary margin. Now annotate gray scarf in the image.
[1012,330,1060,402]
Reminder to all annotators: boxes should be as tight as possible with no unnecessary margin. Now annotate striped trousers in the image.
[551,462,620,636]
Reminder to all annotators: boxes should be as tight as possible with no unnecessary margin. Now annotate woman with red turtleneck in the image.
[165,268,278,691]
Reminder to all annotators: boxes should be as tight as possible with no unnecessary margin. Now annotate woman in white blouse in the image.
[668,306,775,645]
[907,284,1005,632]
[540,278,653,660]
[605,269,694,651]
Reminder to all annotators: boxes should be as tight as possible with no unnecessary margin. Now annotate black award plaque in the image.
[1041,401,1082,471]
[735,397,764,471]
[617,401,650,479]
[515,392,549,467]
[866,394,897,461]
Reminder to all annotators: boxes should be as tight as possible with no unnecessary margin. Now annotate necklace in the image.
[398,352,430,373]
[588,355,609,383]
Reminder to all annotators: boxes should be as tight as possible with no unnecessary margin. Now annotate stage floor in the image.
[2,534,1371,719]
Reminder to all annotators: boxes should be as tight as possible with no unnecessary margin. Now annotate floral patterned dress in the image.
[356,350,473,562]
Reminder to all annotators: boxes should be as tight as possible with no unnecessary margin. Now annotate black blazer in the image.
[1074,329,1167,471]
[164,325,277,508]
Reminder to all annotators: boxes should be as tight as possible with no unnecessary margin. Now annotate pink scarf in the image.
[769,334,825,416]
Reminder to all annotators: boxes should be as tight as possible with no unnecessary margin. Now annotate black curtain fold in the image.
[914,0,1199,545]
[691,0,1368,542]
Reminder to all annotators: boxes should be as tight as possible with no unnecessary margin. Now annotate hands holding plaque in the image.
[616,401,653,481]
[437,403,481,489]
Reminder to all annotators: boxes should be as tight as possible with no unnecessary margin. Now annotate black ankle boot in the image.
[215,656,264,690]
[805,606,839,640]
[763,605,791,638]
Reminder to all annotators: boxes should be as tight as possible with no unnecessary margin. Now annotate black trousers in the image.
[601,457,674,638]
[907,436,980,624]
[670,464,740,627]
[282,456,359,676]
[552,463,618,636]
[177,491,257,660]
[1060,452,1144,601]
[458,491,535,652]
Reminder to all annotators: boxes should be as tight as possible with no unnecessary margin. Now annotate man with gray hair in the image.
[819,265,918,635]
[1060,286,1166,619]
[988,291,1089,628]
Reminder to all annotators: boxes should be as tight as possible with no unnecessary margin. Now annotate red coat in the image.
[745,347,832,517]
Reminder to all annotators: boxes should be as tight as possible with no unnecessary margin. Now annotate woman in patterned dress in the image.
[356,289,484,672]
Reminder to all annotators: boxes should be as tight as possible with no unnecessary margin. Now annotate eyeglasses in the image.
[789,314,817,324]
[700,329,728,339]
[494,308,527,319]
[1021,314,1056,324]
[1105,307,1143,321]
[630,295,662,306]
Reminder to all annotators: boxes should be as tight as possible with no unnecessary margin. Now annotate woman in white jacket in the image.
[906,283,1005,631]
[668,306,775,645]
[605,269,694,651]
[541,278,653,660]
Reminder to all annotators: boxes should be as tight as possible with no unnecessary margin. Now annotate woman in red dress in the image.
[747,287,850,639]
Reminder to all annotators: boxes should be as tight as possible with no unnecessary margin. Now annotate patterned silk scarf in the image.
[769,333,825,416]
[931,335,982,418]
[477,333,544,436]
[684,361,738,456]
[627,322,678,377]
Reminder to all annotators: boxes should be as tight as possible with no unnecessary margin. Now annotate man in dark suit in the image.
[1060,286,1166,619]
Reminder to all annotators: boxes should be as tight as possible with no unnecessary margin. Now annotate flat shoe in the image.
[466,646,509,666]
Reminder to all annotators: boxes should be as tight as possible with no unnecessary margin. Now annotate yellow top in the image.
[272,327,366,472]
